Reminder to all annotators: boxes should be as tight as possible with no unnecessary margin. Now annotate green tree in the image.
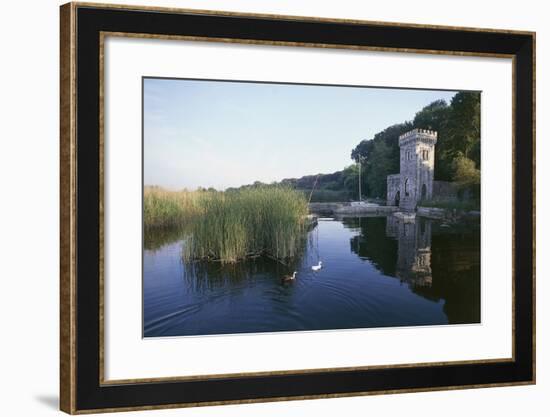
[413,99,450,132]
[412,99,453,180]
[452,154,481,204]
[365,140,396,198]
[342,164,360,199]
[350,92,480,198]
[446,92,481,166]
[351,123,411,198]
[452,155,480,186]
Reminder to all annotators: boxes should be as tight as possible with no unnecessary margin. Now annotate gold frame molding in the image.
[60,2,536,414]
[60,3,77,413]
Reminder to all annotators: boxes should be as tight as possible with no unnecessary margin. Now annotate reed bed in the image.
[144,186,309,264]
[144,187,201,228]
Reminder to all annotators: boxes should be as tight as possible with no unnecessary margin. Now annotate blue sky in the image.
[144,78,457,190]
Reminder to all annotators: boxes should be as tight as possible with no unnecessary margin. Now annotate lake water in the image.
[143,215,480,337]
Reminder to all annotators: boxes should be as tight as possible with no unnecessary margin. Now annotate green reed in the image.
[144,186,309,264]
[144,187,201,228]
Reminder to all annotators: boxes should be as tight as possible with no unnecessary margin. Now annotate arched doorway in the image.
[394,190,400,206]
[421,183,427,200]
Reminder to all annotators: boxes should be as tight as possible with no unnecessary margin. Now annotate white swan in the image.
[311,261,323,272]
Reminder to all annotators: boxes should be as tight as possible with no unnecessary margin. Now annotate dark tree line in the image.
[351,91,481,199]
[231,91,480,202]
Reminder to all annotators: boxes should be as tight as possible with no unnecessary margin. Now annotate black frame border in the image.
[62,2,535,413]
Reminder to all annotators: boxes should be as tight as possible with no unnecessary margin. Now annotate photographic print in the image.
[60,5,535,411]
[143,78,481,338]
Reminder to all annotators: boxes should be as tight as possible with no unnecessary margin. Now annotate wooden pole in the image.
[308,174,320,204]
[358,162,362,201]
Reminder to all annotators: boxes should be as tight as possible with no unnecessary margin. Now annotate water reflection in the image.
[387,215,433,288]
[143,214,480,337]
[182,255,307,294]
[344,214,480,324]
[144,225,187,252]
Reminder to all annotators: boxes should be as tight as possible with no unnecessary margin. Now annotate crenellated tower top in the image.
[399,129,438,147]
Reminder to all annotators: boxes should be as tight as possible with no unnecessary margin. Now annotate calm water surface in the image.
[143,215,480,337]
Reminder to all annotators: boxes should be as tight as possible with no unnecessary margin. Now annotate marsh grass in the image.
[144,186,309,264]
[144,187,201,228]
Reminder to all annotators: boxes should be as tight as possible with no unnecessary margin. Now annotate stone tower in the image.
[386,129,437,211]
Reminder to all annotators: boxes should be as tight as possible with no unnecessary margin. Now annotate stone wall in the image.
[432,180,459,200]
[335,205,398,215]
[398,140,419,210]
[308,202,346,214]
[386,174,400,206]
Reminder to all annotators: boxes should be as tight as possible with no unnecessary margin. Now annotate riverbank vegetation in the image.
[144,186,309,263]
[351,91,481,199]
[144,187,201,228]
[226,91,481,203]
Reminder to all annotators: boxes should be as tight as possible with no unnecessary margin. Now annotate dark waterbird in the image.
[281,271,297,284]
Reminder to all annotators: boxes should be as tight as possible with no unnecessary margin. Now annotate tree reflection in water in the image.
[143,214,480,336]
[344,214,480,324]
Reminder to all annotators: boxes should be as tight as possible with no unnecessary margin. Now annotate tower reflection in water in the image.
[386,214,433,289]
[346,214,480,324]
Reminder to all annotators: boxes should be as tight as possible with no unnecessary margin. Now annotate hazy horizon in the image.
[144,78,458,191]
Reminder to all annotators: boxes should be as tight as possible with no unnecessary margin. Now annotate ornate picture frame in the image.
[60,2,535,414]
